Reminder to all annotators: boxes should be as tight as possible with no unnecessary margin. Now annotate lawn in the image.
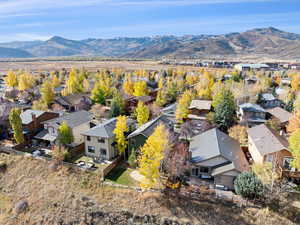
[105,166,137,187]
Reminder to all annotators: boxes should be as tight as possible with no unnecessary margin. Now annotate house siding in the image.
[84,135,117,160]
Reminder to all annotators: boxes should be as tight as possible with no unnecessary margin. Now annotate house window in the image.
[98,138,105,143]
[87,146,95,153]
[199,167,209,173]
[101,148,107,156]
[283,157,293,170]
[192,168,199,176]
[266,154,273,162]
[87,136,91,141]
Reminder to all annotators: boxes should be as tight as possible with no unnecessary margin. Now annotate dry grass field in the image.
[0,153,298,225]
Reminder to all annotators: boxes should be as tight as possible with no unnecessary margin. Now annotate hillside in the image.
[0,153,299,225]
[0,47,32,58]
[0,27,300,59]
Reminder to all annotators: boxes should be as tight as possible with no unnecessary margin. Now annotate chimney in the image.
[31,113,38,129]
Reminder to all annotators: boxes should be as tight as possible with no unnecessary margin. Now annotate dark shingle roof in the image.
[239,103,266,113]
[82,118,117,138]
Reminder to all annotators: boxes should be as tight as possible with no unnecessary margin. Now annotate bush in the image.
[234,172,263,199]
[128,149,137,168]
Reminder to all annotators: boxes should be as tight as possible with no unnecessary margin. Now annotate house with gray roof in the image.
[127,114,175,151]
[81,118,134,160]
[189,128,249,190]
[188,100,212,120]
[34,110,93,145]
[267,107,292,126]
[238,103,267,126]
[258,93,282,109]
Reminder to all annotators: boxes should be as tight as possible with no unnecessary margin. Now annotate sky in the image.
[0,0,300,42]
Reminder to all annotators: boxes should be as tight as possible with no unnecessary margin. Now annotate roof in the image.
[267,107,292,123]
[20,110,45,125]
[81,118,117,138]
[235,63,269,69]
[162,103,177,115]
[34,129,57,142]
[43,110,93,128]
[261,93,276,101]
[239,103,266,113]
[190,128,249,173]
[248,124,289,156]
[55,94,91,106]
[128,115,174,139]
[189,100,212,110]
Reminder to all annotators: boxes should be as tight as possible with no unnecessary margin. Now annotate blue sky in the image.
[0,0,299,42]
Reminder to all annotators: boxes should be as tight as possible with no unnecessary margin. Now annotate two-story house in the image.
[238,103,267,127]
[20,110,59,139]
[188,100,212,120]
[189,128,249,190]
[247,124,299,178]
[34,110,94,146]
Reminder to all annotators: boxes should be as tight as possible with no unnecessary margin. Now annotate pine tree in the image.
[58,121,74,146]
[135,101,150,127]
[113,116,128,155]
[139,124,169,189]
[9,108,24,144]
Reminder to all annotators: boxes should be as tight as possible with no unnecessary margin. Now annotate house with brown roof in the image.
[188,100,212,120]
[267,107,292,128]
[247,124,299,178]
[53,94,92,112]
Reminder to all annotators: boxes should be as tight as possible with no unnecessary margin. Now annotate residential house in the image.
[53,94,92,112]
[20,110,59,138]
[238,103,267,127]
[34,110,94,146]
[188,100,212,120]
[127,115,175,151]
[267,107,292,131]
[258,93,282,109]
[81,118,134,160]
[189,128,249,190]
[247,124,299,178]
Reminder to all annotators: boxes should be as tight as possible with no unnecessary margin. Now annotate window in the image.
[283,157,293,171]
[87,146,95,153]
[266,154,273,162]
[98,138,105,143]
[87,136,91,141]
[192,168,199,176]
[101,148,107,156]
[200,167,209,173]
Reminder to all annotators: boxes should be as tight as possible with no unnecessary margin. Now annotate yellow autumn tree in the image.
[40,79,54,106]
[5,70,18,88]
[82,78,90,93]
[287,111,300,133]
[229,125,248,146]
[123,78,134,95]
[291,73,300,92]
[196,71,214,100]
[113,116,128,155]
[18,73,35,91]
[52,74,60,88]
[133,81,147,97]
[139,124,169,189]
[135,101,150,127]
[175,90,193,123]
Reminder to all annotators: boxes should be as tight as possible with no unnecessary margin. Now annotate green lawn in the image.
[105,166,137,186]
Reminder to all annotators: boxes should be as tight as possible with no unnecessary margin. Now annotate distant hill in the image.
[1,27,300,59]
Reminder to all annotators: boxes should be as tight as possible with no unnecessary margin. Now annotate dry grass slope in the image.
[0,153,298,225]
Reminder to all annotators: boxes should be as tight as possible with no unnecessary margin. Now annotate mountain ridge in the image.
[0,27,300,59]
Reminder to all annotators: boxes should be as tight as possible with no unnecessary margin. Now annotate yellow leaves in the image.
[113,116,128,154]
[18,72,35,91]
[287,111,300,134]
[51,74,60,88]
[228,125,247,145]
[40,79,54,105]
[252,163,279,187]
[175,90,193,123]
[5,70,18,88]
[291,74,300,92]
[139,124,168,189]
[289,128,300,170]
[135,101,150,127]
[195,71,214,100]
[133,81,147,97]
[123,78,134,96]
[185,74,199,86]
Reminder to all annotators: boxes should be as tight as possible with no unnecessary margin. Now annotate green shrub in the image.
[128,149,137,168]
[234,172,263,199]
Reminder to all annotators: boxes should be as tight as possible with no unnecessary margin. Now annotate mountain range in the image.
[1,27,300,59]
